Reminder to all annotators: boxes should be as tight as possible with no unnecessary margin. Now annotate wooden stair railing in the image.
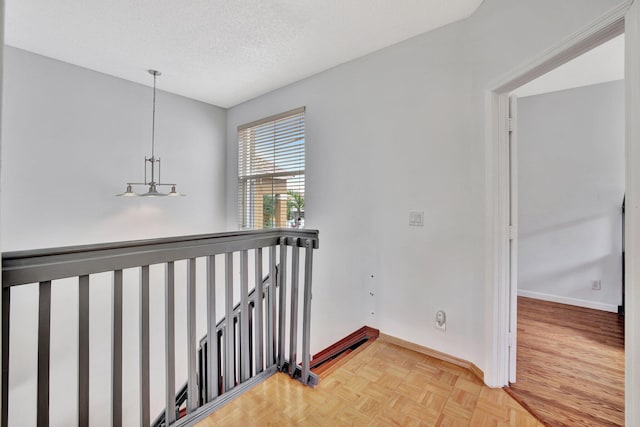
[1,229,319,427]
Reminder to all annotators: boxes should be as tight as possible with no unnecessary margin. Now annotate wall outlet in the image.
[409,210,424,227]
[592,280,601,290]
[435,310,446,331]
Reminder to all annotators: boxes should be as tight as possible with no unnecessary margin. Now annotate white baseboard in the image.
[517,289,619,313]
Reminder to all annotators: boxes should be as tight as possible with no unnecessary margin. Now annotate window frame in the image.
[237,107,306,229]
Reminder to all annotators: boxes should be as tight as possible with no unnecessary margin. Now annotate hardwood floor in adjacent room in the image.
[198,340,542,426]
[507,297,625,427]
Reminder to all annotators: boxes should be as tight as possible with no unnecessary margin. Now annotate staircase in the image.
[151,265,303,427]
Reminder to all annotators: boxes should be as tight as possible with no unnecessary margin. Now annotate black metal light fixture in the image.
[117,69,185,197]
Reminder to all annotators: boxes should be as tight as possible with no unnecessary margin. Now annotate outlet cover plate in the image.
[435,310,446,331]
[409,211,424,227]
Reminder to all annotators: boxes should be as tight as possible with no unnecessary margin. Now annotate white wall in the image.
[1,47,228,251]
[1,47,228,426]
[226,0,629,373]
[517,81,625,311]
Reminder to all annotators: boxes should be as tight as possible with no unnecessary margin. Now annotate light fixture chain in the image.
[151,72,156,159]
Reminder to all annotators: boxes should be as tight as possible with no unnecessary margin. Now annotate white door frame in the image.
[0,0,5,424]
[484,1,640,425]
[507,94,518,384]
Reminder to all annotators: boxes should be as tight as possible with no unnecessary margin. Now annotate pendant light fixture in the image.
[117,69,185,197]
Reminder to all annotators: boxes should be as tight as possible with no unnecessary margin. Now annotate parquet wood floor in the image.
[197,340,542,426]
[507,297,625,427]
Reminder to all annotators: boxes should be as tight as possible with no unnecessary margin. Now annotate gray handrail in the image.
[2,229,319,287]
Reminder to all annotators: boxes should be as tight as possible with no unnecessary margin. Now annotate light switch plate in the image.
[409,211,424,227]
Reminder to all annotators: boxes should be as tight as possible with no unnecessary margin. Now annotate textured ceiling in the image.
[5,0,483,107]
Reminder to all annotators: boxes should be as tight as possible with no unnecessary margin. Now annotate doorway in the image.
[508,49,625,423]
[485,2,640,426]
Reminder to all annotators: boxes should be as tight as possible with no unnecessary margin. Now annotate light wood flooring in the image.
[197,340,542,426]
[507,297,625,427]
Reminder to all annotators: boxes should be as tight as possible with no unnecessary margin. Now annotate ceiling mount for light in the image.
[117,69,185,197]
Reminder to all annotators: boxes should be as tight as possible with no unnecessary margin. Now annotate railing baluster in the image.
[301,241,314,385]
[288,244,300,377]
[112,270,123,427]
[206,256,218,402]
[217,331,223,395]
[248,303,254,378]
[267,246,277,367]
[78,275,90,427]
[254,248,264,374]
[37,280,51,427]
[239,251,250,382]
[233,316,238,384]
[278,241,287,367]
[199,343,206,405]
[224,253,235,391]
[165,262,176,424]
[187,258,198,413]
[2,287,10,427]
[140,266,150,427]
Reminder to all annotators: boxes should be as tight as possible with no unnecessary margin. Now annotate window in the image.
[238,107,305,229]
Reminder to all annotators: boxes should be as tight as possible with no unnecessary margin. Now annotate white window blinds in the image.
[237,107,305,229]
